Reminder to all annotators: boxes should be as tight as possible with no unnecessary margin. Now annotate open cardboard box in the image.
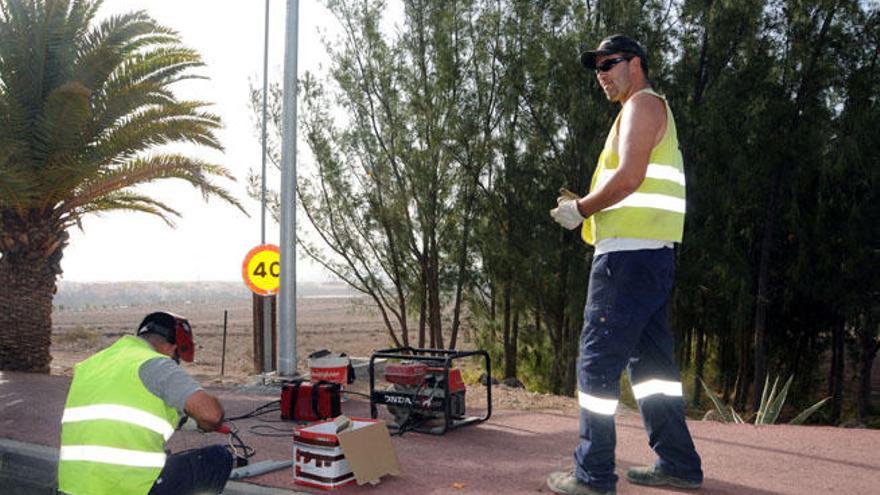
[293,416,400,490]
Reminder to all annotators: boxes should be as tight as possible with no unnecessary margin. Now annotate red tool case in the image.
[281,381,342,421]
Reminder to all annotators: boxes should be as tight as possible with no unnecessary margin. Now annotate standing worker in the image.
[547,35,703,495]
[57,311,233,495]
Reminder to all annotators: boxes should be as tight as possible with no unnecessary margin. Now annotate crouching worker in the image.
[57,312,233,495]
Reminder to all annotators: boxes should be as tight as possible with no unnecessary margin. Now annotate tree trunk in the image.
[752,171,778,411]
[0,257,56,372]
[0,215,68,373]
[449,193,473,350]
[428,242,443,349]
[564,318,577,395]
[734,323,751,411]
[692,327,705,407]
[418,257,428,348]
[508,312,519,380]
[679,326,690,370]
[502,283,513,379]
[829,318,845,423]
[857,315,879,419]
[549,245,570,395]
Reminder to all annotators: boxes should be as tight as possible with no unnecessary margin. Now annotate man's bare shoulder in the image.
[626,91,666,121]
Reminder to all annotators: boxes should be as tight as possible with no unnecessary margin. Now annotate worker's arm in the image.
[140,357,225,432]
[183,390,225,432]
[576,93,665,218]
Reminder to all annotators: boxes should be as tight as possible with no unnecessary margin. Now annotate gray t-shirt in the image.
[138,357,203,415]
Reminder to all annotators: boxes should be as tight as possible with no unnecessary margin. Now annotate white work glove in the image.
[550,188,585,230]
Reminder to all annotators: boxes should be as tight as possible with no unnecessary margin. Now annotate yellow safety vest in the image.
[582,88,686,245]
[58,336,179,495]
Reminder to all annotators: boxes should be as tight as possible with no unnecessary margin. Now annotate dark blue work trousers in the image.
[574,248,702,491]
[149,445,233,495]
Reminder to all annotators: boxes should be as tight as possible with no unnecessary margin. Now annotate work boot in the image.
[626,466,701,489]
[546,471,615,495]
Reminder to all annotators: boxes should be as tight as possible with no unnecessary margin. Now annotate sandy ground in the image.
[49,296,577,413]
[51,297,402,377]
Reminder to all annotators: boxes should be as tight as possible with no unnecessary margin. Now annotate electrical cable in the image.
[222,422,255,466]
[248,423,299,437]
[226,400,281,421]
[341,390,370,399]
[393,381,427,437]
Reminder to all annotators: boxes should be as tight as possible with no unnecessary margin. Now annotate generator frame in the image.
[369,347,492,435]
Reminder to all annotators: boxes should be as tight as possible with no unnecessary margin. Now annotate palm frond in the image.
[90,100,223,162]
[66,0,103,42]
[0,153,27,207]
[74,11,178,91]
[64,189,182,227]
[62,153,246,216]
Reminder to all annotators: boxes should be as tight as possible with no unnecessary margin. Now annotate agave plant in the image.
[0,0,244,372]
[700,376,830,425]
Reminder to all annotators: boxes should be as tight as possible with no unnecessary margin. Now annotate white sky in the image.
[62,0,343,283]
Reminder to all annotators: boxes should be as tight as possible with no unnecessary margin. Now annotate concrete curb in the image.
[0,438,308,495]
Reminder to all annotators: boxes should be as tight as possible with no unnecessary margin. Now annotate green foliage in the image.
[247,0,880,415]
[701,376,830,425]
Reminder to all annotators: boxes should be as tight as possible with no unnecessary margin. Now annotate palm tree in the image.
[0,0,245,372]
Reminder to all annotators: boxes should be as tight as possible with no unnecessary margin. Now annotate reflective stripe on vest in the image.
[62,404,175,441]
[578,391,618,415]
[631,379,683,400]
[60,445,167,468]
[595,163,687,214]
[582,88,686,245]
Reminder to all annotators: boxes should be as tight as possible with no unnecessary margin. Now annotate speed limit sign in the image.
[242,244,280,296]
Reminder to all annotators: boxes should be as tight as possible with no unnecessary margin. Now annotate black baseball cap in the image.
[580,34,648,72]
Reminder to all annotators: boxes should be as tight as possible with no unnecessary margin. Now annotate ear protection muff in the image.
[137,312,195,363]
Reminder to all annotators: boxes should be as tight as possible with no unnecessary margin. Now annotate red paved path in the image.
[1,371,879,494]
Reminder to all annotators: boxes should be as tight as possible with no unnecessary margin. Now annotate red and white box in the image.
[294,418,360,490]
[308,356,350,384]
[294,417,399,490]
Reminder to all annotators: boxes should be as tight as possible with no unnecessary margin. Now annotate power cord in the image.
[223,422,255,467]
[342,390,370,399]
[226,400,281,421]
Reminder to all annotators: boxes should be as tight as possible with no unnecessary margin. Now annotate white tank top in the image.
[594,238,672,256]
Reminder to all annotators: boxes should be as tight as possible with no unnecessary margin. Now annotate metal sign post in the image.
[243,244,280,372]
[278,0,300,377]
[258,0,273,374]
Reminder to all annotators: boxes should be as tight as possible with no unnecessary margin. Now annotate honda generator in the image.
[369,347,492,435]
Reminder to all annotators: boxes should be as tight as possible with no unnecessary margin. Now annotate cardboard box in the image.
[293,417,399,490]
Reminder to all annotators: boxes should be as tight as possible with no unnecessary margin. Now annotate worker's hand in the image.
[177,415,202,432]
[557,187,580,201]
[550,188,585,230]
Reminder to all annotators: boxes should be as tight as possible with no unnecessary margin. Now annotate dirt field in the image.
[50,296,579,413]
[51,296,395,378]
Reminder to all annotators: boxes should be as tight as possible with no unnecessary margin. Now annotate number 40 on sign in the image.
[242,244,280,296]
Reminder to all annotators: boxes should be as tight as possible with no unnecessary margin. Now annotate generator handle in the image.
[478,349,492,423]
[369,352,378,420]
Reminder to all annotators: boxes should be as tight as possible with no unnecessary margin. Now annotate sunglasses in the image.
[595,56,632,73]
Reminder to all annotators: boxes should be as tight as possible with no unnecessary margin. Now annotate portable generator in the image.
[369,347,492,435]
